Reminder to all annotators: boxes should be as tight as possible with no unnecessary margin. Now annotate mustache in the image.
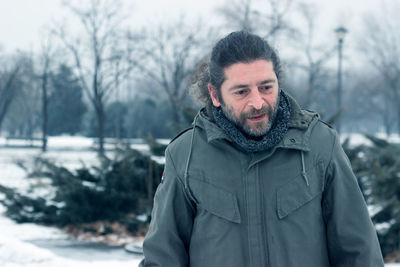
[245,106,272,118]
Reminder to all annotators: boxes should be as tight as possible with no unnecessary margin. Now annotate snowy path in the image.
[0,205,143,267]
[0,137,146,266]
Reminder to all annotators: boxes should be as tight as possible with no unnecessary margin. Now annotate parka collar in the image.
[195,91,319,152]
[196,109,230,142]
[279,93,319,152]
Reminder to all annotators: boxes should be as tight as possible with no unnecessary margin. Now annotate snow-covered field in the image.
[340,132,400,147]
[1,135,400,266]
[0,136,145,267]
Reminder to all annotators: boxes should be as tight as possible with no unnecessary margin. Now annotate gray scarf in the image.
[212,91,291,153]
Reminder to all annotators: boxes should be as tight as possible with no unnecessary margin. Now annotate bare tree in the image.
[349,73,394,134]
[217,0,295,40]
[1,53,42,139]
[217,0,254,32]
[128,19,211,133]
[287,3,335,109]
[0,65,20,133]
[359,6,400,134]
[37,35,57,152]
[53,0,130,154]
[0,52,30,133]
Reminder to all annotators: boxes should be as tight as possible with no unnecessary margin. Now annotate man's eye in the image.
[260,86,272,92]
[235,90,248,95]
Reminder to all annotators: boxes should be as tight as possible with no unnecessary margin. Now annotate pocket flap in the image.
[277,167,323,219]
[191,179,241,224]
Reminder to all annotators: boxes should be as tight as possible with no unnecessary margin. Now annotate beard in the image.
[221,94,280,137]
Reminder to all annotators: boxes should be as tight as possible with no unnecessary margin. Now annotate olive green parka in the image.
[140,95,384,267]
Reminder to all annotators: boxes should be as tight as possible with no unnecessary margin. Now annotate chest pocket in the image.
[277,161,324,219]
[189,178,241,224]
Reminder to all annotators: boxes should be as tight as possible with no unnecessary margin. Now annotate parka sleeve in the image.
[322,133,384,267]
[139,148,195,267]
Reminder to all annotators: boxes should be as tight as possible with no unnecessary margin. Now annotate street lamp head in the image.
[335,26,348,42]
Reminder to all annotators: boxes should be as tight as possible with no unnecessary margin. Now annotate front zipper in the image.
[246,154,268,267]
[242,160,251,267]
[260,163,270,266]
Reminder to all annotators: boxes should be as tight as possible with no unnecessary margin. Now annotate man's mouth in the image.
[247,114,267,122]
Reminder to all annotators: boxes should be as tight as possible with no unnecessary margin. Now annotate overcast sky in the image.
[0,0,391,53]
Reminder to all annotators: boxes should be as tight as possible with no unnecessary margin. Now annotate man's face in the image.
[208,60,280,137]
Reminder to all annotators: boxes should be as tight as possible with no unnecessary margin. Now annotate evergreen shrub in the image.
[343,135,400,259]
[0,145,163,235]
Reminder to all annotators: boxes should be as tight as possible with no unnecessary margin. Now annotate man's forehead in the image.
[223,60,277,82]
[224,59,274,71]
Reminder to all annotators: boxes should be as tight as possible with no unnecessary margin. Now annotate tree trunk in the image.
[147,159,153,201]
[397,105,400,136]
[41,73,48,152]
[169,96,182,134]
[96,100,105,155]
[383,93,392,136]
[391,85,400,135]
[0,66,20,132]
[303,72,315,109]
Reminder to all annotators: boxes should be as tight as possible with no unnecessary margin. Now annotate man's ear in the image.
[208,84,221,107]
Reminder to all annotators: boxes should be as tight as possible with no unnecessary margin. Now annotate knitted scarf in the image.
[212,91,291,153]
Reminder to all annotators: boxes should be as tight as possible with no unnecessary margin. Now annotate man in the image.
[139,31,384,266]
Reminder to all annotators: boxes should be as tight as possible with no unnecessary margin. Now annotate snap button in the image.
[290,138,296,143]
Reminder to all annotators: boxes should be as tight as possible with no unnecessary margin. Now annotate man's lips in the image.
[247,114,267,122]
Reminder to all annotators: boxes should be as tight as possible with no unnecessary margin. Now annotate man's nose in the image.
[248,89,264,109]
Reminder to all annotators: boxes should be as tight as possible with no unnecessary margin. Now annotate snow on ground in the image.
[0,136,149,266]
[340,132,400,147]
[0,204,143,267]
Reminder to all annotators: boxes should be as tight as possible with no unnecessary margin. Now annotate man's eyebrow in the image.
[228,79,276,91]
[258,79,276,85]
[228,84,249,91]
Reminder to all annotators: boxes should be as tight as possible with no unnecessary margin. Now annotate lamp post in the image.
[334,26,348,134]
